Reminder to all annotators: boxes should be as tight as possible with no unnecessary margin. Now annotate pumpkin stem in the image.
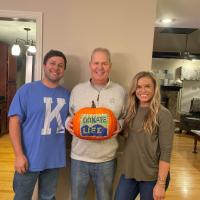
[92,100,96,108]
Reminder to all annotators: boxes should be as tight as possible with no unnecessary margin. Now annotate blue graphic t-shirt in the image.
[8,81,70,171]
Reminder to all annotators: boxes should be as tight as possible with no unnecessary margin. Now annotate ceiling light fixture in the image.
[11,27,36,56]
[180,33,192,60]
[180,33,198,61]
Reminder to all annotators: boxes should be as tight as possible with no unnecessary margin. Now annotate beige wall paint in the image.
[1,0,157,90]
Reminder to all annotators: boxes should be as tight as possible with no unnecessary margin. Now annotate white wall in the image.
[181,80,200,112]
[1,0,157,91]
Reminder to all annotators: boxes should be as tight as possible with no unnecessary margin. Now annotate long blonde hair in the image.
[124,71,161,134]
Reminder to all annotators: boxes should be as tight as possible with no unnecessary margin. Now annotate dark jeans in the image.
[114,174,170,200]
[13,168,59,200]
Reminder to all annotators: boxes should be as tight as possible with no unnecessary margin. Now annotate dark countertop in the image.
[160,85,182,91]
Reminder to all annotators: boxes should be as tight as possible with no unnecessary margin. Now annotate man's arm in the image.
[114,103,127,135]
[117,90,127,132]
[65,88,75,135]
[9,115,28,174]
[65,116,75,135]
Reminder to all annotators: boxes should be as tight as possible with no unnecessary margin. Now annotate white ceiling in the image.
[0,19,36,46]
[154,0,200,54]
[155,0,200,28]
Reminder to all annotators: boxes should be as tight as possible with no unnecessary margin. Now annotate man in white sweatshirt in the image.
[66,47,126,200]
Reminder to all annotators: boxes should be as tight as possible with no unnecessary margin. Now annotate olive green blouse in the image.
[122,105,174,181]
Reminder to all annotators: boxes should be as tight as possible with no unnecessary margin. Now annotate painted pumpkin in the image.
[73,101,117,140]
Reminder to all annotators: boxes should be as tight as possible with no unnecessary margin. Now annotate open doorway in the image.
[0,19,36,88]
[0,10,43,81]
[0,10,42,135]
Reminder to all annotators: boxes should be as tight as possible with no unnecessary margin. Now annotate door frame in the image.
[0,10,43,81]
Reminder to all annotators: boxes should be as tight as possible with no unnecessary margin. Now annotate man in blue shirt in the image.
[8,50,70,200]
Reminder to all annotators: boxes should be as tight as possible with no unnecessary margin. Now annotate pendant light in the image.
[11,27,36,56]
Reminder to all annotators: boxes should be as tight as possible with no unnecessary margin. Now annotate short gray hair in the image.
[90,47,111,63]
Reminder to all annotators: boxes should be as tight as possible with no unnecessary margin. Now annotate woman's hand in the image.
[153,183,165,200]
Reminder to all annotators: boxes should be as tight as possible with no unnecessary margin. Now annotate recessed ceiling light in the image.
[160,18,175,24]
[12,17,19,21]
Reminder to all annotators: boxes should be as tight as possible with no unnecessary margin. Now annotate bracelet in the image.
[157,180,166,185]
[158,176,166,182]
[157,183,166,189]
[157,176,166,187]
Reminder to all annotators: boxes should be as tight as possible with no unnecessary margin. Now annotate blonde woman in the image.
[115,71,174,200]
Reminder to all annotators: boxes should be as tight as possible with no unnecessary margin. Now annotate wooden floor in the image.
[0,133,200,200]
[0,134,14,200]
[166,133,200,200]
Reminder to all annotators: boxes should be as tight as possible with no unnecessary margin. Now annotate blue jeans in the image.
[71,158,116,200]
[114,174,170,200]
[13,168,59,200]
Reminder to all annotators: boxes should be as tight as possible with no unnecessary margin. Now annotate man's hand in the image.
[15,154,28,174]
[66,117,75,136]
[112,122,121,138]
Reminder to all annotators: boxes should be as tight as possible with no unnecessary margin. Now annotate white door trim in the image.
[0,10,43,81]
